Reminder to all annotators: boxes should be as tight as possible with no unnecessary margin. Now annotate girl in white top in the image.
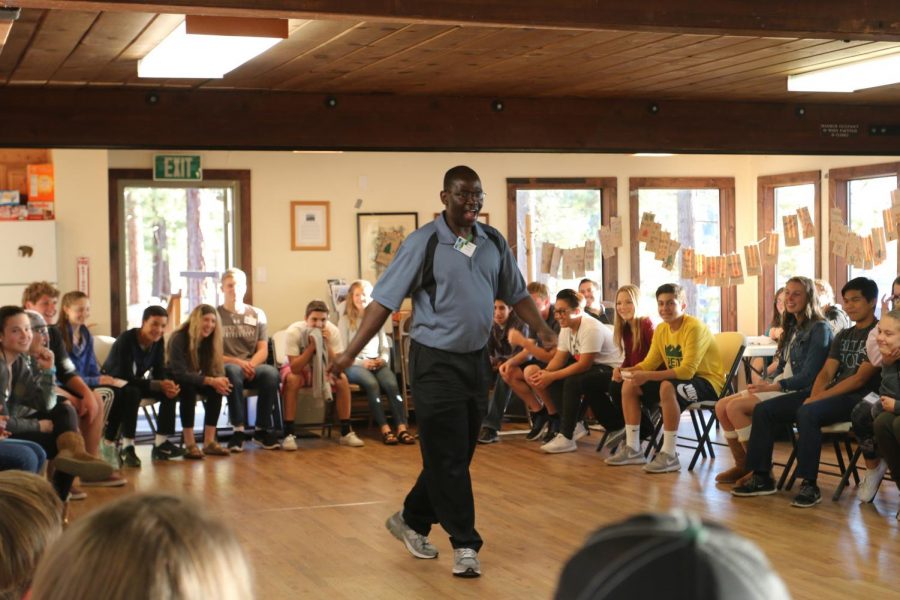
[338,281,413,445]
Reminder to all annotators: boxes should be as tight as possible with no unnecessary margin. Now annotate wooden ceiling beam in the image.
[1,86,899,155]
[5,1,900,41]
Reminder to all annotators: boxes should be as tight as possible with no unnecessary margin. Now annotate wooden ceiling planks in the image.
[0,8,42,82]
[50,11,155,82]
[11,9,99,83]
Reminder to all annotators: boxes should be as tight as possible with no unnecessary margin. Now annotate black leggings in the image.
[104,385,143,441]
[176,384,223,431]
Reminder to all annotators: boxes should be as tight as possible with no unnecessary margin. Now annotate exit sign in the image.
[154,154,202,181]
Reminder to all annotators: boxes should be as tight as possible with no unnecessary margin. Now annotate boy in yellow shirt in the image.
[606,283,724,473]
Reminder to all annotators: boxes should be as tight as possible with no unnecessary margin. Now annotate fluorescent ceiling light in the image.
[138,18,286,79]
[788,53,900,92]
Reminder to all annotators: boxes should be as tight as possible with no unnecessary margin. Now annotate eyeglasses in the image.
[451,190,486,201]
[553,308,573,316]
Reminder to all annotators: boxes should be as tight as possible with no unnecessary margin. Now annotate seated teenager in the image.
[31,493,254,600]
[0,471,63,600]
[578,278,611,324]
[714,276,831,484]
[815,278,851,335]
[606,283,724,473]
[852,307,900,502]
[499,282,560,441]
[477,298,528,444]
[23,282,103,459]
[0,307,112,502]
[283,300,362,448]
[527,289,622,454]
[873,310,900,520]
[880,275,900,316]
[167,305,232,459]
[608,284,655,450]
[102,306,184,462]
[217,268,280,451]
[750,286,786,383]
[734,277,880,507]
[339,280,413,446]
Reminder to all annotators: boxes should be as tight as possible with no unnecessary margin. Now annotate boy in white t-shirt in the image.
[524,289,623,454]
[282,300,362,448]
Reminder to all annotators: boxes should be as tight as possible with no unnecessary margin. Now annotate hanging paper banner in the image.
[872,227,887,265]
[783,214,801,247]
[883,209,898,242]
[727,253,744,285]
[540,242,555,274]
[610,216,623,247]
[638,212,655,243]
[681,247,695,279]
[549,245,562,277]
[574,246,587,278]
[763,232,780,265]
[797,207,816,239]
[744,244,761,276]
[583,240,596,272]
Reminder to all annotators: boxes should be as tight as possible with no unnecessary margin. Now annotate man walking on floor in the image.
[333,165,556,578]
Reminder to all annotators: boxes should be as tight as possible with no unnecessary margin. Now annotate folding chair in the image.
[775,421,862,501]
[682,332,746,471]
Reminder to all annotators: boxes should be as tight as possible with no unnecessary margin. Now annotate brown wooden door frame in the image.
[506,177,618,301]
[828,162,900,297]
[628,177,737,332]
[107,169,252,336]
[757,171,822,332]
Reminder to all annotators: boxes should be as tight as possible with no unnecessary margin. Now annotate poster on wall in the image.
[356,212,419,282]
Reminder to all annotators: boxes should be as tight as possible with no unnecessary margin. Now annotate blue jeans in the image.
[0,439,47,473]
[224,363,280,430]
[346,364,407,428]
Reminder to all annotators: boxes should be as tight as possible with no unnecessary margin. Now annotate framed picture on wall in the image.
[357,212,419,282]
[291,201,330,250]
[433,212,490,225]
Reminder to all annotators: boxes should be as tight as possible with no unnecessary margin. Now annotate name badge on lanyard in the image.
[454,236,477,257]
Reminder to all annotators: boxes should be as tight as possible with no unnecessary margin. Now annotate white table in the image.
[741,339,777,382]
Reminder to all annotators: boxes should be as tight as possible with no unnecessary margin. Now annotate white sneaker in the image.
[604,445,647,466]
[857,460,888,503]
[540,433,578,454]
[643,451,681,473]
[340,431,365,447]
[281,434,298,451]
[573,422,590,441]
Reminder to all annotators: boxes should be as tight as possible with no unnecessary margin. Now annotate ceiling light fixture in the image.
[138,16,288,79]
[787,53,900,92]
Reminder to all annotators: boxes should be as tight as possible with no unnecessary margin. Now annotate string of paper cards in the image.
[827,189,900,269]
[537,217,622,278]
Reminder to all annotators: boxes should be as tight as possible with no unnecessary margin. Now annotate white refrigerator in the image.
[0,221,58,307]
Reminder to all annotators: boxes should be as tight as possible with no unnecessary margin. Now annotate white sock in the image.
[723,430,738,440]
[122,437,135,448]
[625,425,641,452]
[662,430,677,455]
[102,438,116,447]
[154,434,168,446]
[736,425,752,443]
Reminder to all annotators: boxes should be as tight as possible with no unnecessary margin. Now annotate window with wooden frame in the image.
[629,177,736,333]
[757,171,821,331]
[829,162,900,306]
[506,178,618,303]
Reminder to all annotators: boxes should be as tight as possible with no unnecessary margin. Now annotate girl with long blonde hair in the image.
[167,304,232,459]
[338,280,412,445]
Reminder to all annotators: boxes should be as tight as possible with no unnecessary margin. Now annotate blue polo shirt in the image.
[372,214,528,353]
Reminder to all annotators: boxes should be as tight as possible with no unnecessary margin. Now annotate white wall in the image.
[50,149,898,335]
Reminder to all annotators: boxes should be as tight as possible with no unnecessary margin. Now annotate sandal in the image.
[382,431,399,445]
[184,445,204,460]
[203,442,229,456]
[397,431,416,445]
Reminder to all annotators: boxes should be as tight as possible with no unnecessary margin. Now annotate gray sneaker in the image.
[602,427,626,452]
[386,511,438,559]
[604,444,647,466]
[643,451,681,473]
[452,548,481,578]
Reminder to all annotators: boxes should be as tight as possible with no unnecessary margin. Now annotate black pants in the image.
[103,385,143,441]
[12,402,79,500]
[402,340,489,551]
[177,384,224,430]
[549,364,620,439]
[874,411,900,491]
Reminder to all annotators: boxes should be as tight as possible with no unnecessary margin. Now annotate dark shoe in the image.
[791,481,822,508]
[382,430,399,445]
[731,473,776,497]
[478,427,499,444]
[525,412,549,441]
[397,430,416,445]
[119,445,142,468]
[151,440,186,461]
[227,430,247,453]
[259,430,281,450]
[541,417,561,443]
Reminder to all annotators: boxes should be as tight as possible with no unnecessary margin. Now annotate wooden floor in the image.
[69,420,900,600]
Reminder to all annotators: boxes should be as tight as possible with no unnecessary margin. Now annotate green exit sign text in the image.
[154,154,202,181]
